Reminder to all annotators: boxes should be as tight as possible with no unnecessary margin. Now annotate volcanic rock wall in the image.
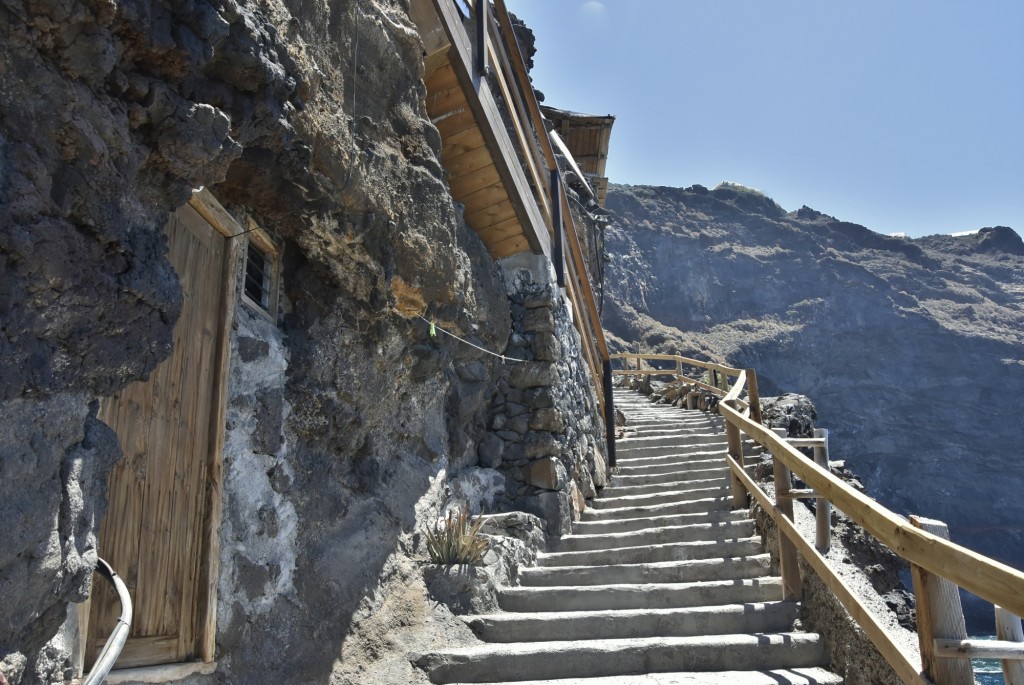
[0,1,607,683]
[602,182,1024,624]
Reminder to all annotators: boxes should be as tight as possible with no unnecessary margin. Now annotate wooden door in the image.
[88,202,232,668]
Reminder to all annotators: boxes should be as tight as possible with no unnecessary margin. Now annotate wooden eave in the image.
[414,0,550,260]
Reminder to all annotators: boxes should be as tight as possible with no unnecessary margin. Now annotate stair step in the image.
[580,496,733,521]
[606,469,734,491]
[591,484,731,510]
[536,537,765,567]
[553,519,755,553]
[613,452,724,468]
[442,667,844,685]
[614,457,734,477]
[415,632,828,683]
[518,554,772,586]
[572,509,747,535]
[499,577,782,612]
[466,601,801,642]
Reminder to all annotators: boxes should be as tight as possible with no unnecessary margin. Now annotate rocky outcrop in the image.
[0,2,605,684]
[603,181,1024,625]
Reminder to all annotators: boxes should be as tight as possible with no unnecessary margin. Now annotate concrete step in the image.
[498,577,783,613]
[536,537,764,567]
[614,457,732,478]
[614,450,724,467]
[442,667,844,685]
[616,443,729,461]
[572,509,747,535]
[591,483,731,510]
[580,495,733,522]
[618,434,726,451]
[415,632,828,683]
[553,519,755,553]
[518,554,772,587]
[605,469,733,493]
[466,601,801,642]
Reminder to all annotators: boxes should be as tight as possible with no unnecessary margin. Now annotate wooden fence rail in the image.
[612,352,1024,685]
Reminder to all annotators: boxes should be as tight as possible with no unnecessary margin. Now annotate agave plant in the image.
[424,508,489,566]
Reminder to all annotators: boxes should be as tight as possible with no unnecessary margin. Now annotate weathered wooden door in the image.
[88,202,232,669]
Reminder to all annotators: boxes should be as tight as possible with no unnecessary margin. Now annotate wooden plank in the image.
[431,0,550,257]
[426,83,469,120]
[726,453,930,685]
[441,126,486,159]
[770,425,802,601]
[464,198,516,230]
[448,162,500,198]
[786,438,828,448]
[459,181,513,217]
[995,606,1024,685]
[433,104,478,140]
[911,516,972,685]
[96,635,178,669]
[934,639,1024,660]
[443,144,494,177]
[718,401,1024,619]
[813,428,831,552]
[98,660,217,684]
[475,215,523,243]
[425,60,458,94]
[725,402,745,509]
[488,233,531,259]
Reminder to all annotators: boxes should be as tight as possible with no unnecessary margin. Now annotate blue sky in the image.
[506,0,1024,237]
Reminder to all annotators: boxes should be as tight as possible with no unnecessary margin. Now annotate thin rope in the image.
[416,315,526,364]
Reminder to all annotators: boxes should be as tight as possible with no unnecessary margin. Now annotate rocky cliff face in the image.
[0,2,607,683]
[603,182,1024,619]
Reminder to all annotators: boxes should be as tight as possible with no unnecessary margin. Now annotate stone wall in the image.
[480,256,609,536]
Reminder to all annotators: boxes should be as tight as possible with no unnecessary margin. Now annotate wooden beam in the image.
[934,639,1024,660]
[719,401,1024,619]
[813,428,831,553]
[995,606,1024,685]
[726,453,930,685]
[448,162,500,198]
[911,516,972,685]
[488,233,531,259]
[430,0,550,256]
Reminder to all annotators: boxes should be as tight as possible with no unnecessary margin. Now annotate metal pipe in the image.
[83,558,133,685]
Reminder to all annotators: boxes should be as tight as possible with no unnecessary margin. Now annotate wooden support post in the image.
[725,402,745,509]
[686,391,698,410]
[710,369,719,390]
[910,516,973,685]
[996,606,1024,685]
[771,427,802,601]
[746,368,762,424]
[602,358,616,469]
[475,0,488,76]
[813,428,832,553]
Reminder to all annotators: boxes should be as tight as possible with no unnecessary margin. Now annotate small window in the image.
[241,233,280,321]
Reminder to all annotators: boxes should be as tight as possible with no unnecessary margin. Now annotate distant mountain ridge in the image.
[601,181,1024,612]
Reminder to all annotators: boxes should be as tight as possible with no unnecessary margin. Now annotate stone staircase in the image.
[415,387,842,684]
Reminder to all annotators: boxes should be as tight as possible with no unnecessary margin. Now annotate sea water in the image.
[972,635,1005,685]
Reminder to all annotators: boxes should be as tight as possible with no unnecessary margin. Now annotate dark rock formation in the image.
[0,2,605,684]
[603,182,1024,625]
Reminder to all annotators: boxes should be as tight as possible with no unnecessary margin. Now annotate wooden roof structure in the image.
[540,106,615,206]
[411,0,550,259]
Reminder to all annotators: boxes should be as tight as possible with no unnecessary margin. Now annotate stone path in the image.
[416,387,842,684]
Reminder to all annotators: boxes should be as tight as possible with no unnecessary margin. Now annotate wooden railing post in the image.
[813,428,832,552]
[771,427,802,601]
[725,403,746,509]
[910,516,973,685]
[745,368,762,424]
[996,606,1024,685]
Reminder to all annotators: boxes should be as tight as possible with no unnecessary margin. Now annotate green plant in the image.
[424,509,489,566]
